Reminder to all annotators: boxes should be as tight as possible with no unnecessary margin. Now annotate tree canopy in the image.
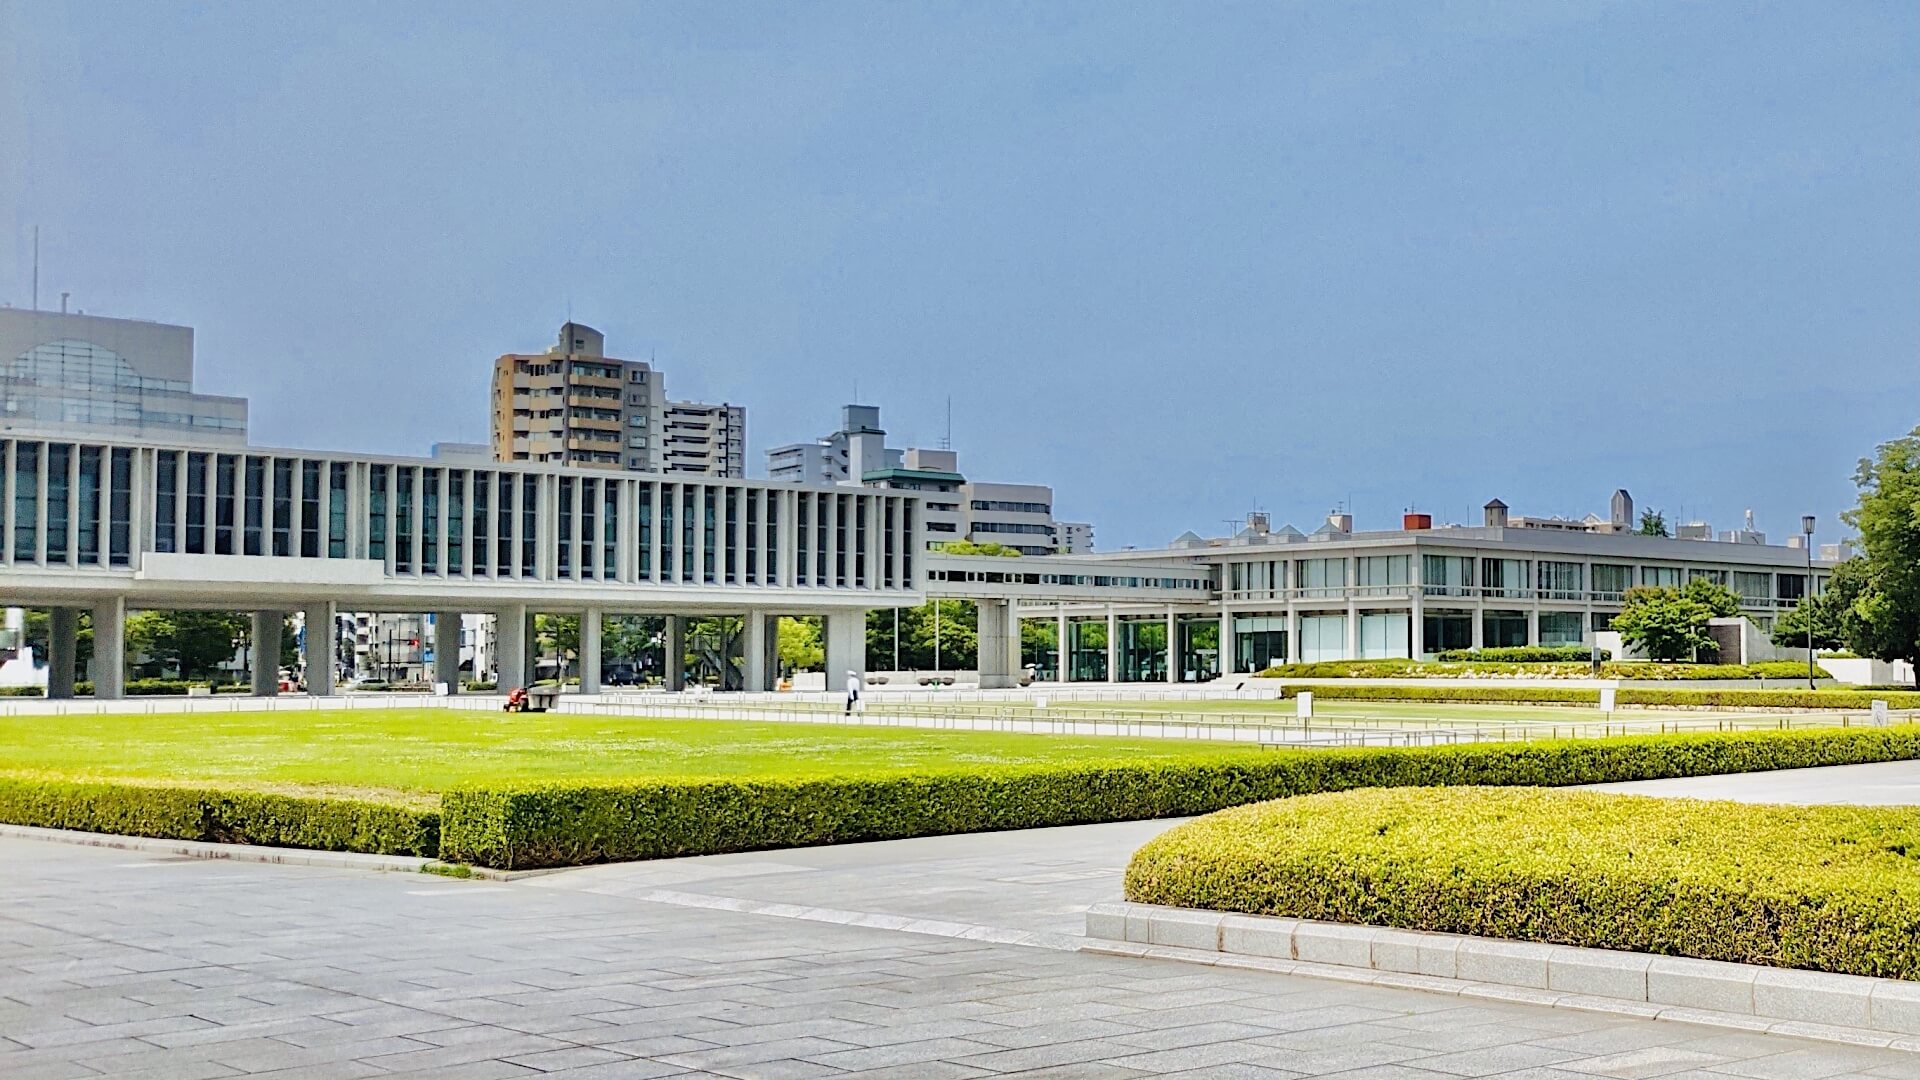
[1636,508,1669,537]
[1835,426,1920,683]
[1611,585,1719,662]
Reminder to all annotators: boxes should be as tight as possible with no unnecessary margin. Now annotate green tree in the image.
[932,539,1022,557]
[778,617,824,674]
[1611,585,1718,662]
[126,610,248,680]
[1769,564,1855,652]
[1679,576,1742,618]
[1839,427,1920,685]
[1636,509,1670,537]
[535,614,579,680]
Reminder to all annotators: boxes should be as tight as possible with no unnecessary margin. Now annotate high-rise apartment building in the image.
[490,322,744,476]
[662,400,746,477]
[776,405,1079,556]
[0,308,248,446]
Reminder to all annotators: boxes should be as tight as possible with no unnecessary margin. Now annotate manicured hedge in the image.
[0,776,439,856]
[1434,646,1606,663]
[438,725,1920,869]
[1125,787,1920,980]
[1261,659,1818,680]
[1284,684,1920,710]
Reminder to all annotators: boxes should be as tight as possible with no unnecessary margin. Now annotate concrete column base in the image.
[47,608,78,700]
[433,612,462,694]
[91,597,126,700]
[304,602,338,696]
[578,609,602,694]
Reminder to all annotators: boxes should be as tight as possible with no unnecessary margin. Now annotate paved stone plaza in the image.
[1587,759,1920,805]
[7,821,1920,1079]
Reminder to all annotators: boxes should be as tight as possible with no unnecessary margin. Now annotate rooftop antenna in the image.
[940,395,952,450]
[31,226,39,311]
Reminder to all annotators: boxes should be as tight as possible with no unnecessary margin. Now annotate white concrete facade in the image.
[0,308,248,447]
[0,434,925,698]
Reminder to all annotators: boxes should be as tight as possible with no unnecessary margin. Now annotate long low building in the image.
[0,435,925,697]
[1009,510,1833,682]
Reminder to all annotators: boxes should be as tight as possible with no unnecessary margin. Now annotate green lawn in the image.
[0,708,1263,802]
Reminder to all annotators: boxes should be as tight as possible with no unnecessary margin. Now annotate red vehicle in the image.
[503,686,530,712]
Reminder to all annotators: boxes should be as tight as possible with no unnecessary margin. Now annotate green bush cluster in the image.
[1434,646,1607,663]
[1284,683,1920,710]
[0,776,438,855]
[437,726,1920,869]
[0,679,255,698]
[1125,786,1920,980]
[1261,659,1823,681]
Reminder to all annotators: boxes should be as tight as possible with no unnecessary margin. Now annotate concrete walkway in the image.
[1585,759,1920,804]
[8,821,1920,1077]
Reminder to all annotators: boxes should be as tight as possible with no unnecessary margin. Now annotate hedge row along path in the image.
[1124,786,1920,980]
[6,707,1920,868]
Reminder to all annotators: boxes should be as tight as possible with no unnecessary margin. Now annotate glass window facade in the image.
[1538,611,1584,646]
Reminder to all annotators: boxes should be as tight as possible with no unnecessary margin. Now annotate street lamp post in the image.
[1802,515,1817,691]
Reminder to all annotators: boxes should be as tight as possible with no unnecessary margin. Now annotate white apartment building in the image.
[1057,521,1094,553]
[766,404,898,484]
[662,401,746,478]
[769,404,1079,555]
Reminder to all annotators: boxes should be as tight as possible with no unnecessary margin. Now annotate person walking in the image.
[844,669,863,715]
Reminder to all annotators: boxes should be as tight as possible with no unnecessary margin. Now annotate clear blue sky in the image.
[3,2,1915,549]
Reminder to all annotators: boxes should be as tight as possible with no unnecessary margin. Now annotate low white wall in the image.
[1820,657,1917,687]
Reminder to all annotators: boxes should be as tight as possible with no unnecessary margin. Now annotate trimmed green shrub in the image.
[1435,646,1606,663]
[1261,659,1823,681]
[438,725,1920,869]
[0,776,438,855]
[1125,787,1920,979]
[1284,684,1920,710]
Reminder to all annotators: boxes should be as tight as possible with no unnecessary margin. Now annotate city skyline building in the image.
[0,308,248,447]
[489,322,743,477]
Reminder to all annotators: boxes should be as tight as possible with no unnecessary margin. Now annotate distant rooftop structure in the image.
[0,307,248,447]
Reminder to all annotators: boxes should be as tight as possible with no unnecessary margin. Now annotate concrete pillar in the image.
[1345,602,1360,660]
[664,615,686,690]
[434,611,462,693]
[1287,608,1302,663]
[251,611,283,696]
[578,608,602,694]
[304,601,338,695]
[1218,608,1234,678]
[47,607,79,699]
[1104,608,1118,683]
[976,599,1019,689]
[1472,603,1485,650]
[824,610,868,683]
[1165,607,1178,684]
[494,603,528,689]
[1055,611,1069,682]
[1528,607,1541,647]
[742,611,768,692]
[1410,593,1426,660]
[91,597,125,700]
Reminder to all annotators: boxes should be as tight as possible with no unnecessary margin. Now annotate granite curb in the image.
[1086,900,1920,1050]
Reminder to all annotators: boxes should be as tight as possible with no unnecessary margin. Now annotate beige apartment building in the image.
[490,322,743,476]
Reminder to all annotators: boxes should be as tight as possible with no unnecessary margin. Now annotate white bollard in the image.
[1873,699,1889,726]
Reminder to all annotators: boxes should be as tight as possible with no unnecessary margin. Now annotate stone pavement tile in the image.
[1099,1040,1280,1072]
[0,1058,108,1080]
[817,1016,1004,1047]
[1258,1021,1443,1051]
[962,1019,1149,1050]
[77,1060,242,1080]
[1152,1060,1305,1068]
[536,1062,693,1079]
[707,1058,851,1080]
[655,1036,861,1072]
[1279,1066,1457,1080]
[1103,1020,1295,1050]
[801,1036,1004,1071]
[1399,1041,1591,1076]
[1246,1039,1435,1074]
[1711,1048,1916,1080]
[238,1063,391,1080]
[992,1065,1151,1079]
[948,1036,1153,1073]
[353,1033,578,1072]
[501,1045,638,1071]
[831,1062,994,1080]
[1550,1044,1738,1078]
[9,1012,223,1050]
[352,1062,539,1079]
[678,1016,880,1047]
[1236,1004,1413,1035]
[1528,1022,1730,1056]
[1386,1019,1578,1053]
[1866,1060,1920,1080]
[971,1002,1139,1027]
[593,1033,725,1057]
